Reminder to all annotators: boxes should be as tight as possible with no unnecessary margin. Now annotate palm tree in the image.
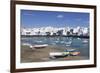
[57,30,63,36]
[46,32,51,36]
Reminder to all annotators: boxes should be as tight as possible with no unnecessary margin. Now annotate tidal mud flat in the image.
[21,45,89,63]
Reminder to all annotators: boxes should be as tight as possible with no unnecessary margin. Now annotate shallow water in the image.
[21,37,89,58]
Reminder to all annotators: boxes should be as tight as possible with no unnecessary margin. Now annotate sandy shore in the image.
[21,45,88,63]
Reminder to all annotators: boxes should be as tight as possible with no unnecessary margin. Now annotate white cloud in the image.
[57,15,64,18]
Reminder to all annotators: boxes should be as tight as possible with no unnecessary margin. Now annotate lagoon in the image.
[21,37,89,58]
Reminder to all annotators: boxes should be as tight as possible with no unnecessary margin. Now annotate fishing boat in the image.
[66,49,80,56]
[65,41,72,46]
[49,49,80,59]
[70,52,80,56]
[77,38,81,40]
[82,39,88,43]
[35,41,43,43]
[49,52,69,59]
[32,44,48,49]
[22,43,31,46]
[65,49,76,52]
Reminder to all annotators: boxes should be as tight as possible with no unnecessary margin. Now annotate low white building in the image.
[21,26,89,36]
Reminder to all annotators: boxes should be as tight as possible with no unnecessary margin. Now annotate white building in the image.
[21,26,89,36]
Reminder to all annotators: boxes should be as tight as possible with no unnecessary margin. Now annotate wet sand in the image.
[21,45,88,63]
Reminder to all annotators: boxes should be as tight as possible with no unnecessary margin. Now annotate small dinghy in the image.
[32,44,48,49]
[22,43,31,46]
[65,41,72,46]
[49,49,80,59]
[49,51,74,59]
[70,52,80,56]
[65,49,76,52]
[49,52,69,59]
[66,49,80,56]
[82,39,88,43]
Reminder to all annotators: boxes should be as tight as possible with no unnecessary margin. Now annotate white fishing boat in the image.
[66,49,76,52]
[32,44,48,49]
[49,50,80,59]
[22,43,31,46]
[36,41,43,43]
[49,52,67,59]
[66,44,71,46]
[50,52,64,56]
[77,38,81,40]
[61,41,65,43]
[55,40,59,43]
[65,41,72,46]
[82,39,88,43]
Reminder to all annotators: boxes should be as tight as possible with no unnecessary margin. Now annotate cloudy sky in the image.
[21,10,89,28]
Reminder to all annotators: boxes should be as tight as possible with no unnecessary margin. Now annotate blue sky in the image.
[21,10,89,28]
